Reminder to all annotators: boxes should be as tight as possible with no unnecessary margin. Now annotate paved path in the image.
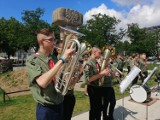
[72,91,160,120]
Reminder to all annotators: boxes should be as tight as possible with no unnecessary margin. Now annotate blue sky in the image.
[0,0,159,29]
[0,0,126,23]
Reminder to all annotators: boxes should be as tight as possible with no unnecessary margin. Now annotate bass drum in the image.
[130,84,151,103]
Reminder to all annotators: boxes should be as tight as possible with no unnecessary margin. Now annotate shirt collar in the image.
[89,57,97,64]
[36,51,52,63]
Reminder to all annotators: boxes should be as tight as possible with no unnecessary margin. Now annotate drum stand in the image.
[142,84,149,120]
[146,100,148,120]
[155,81,160,96]
[121,92,125,120]
[119,77,125,120]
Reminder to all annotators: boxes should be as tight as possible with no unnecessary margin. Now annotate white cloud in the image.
[111,0,152,6]
[84,0,160,30]
[84,4,124,24]
[111,0,141,6]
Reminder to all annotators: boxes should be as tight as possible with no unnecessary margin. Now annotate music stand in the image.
[119,66,141,120]
[155,80,160,96]
[153,73,160,96]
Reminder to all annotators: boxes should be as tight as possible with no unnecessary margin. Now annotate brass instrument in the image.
[53,8,86,95]
[66,42,87,91]
[81,41,92,56]
[99,48,123,86]
[99,49,111,86]
[55,26,86,95]
[108,63,123,75]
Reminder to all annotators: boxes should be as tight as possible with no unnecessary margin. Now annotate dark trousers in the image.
[87,85,102,120]
[63,94,75,120]
[101,87,116,120]
[127,66,131,74]
[140,71,148,84]
[36,103,63,120]
[131,76,139,86]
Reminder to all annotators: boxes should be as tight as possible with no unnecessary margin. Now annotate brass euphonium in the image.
[99,49,111,86]
[66,42,87,91]
[55,26,86,95]
[98,49,124,86]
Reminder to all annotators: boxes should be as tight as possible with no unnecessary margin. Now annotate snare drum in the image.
[130,84,151,103]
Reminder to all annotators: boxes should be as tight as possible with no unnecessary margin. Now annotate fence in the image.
[0,87,30,103]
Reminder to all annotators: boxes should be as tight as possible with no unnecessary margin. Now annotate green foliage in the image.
[115,41,131,54]
[125,23,158,56]
[51,23,60,41]
[78,13,125,47]
[0,17,23,58]
[0,8,52,56]
[21,8,51,52]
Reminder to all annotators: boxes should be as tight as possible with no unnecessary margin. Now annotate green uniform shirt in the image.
[26,51,63,105]
[127,58,133,67]
[102,75,114,87]
[139,59,147,72]
[101,64,115,87]
[114,58,125,71]
[83,58,100,87]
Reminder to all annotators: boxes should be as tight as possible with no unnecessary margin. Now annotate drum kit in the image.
[153,73,160,96]
[128,67,158,103]
[119,66,158,120]
[130,84,151,103]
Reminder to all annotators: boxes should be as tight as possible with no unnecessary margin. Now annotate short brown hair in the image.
[36,28,53,36]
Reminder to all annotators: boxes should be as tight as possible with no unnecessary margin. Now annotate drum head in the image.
[130,85,147,103]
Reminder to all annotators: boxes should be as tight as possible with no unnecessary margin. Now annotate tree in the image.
[115,41,131,55]
[127,23,157,56]
[78,13,125,48]
[0,17,23,58]
[21,8,51,52]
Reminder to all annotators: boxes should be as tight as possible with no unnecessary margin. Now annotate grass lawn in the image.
[0,93,36,120]
[0,91,89,120]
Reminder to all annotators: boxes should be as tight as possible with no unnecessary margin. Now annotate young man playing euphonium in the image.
[26,28,74,120]
[83,46,111,120]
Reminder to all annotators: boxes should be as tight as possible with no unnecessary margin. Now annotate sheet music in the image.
[120,66,141,93]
